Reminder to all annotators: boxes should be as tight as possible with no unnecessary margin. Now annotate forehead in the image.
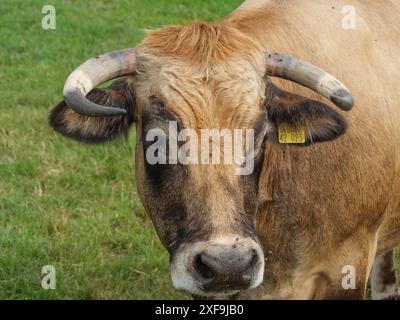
[135,22,266,130]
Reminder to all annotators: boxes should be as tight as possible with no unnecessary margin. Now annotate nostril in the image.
[193,254,215,281]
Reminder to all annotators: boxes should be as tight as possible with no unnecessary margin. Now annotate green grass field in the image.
[0,0,398,300]
[0,0,242,299]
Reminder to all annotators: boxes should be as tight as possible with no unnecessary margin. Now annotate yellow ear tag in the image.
[278,123,306,144]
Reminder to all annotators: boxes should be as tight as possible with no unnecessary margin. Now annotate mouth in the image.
[172,269,264,297]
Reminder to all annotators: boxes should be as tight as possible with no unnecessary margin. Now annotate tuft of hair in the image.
[140,21,262,66]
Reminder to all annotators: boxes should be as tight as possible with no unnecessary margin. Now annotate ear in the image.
[265,84,348,145]
[49,77,136,144]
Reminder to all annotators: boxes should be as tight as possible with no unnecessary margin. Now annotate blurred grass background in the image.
[0,0,398,300]
[0,0,242,299]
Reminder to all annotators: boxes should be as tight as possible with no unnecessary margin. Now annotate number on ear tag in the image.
[278,123,306,144]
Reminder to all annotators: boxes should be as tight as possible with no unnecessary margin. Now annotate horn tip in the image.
[331,89,354,111]
[64,89,128,117]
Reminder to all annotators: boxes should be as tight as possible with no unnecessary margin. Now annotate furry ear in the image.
[265,84,348,145]
[49,77,135,144]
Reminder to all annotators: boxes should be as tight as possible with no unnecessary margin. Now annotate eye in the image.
[141,121,175,182]
[141,104,183,162]
[143,128,168,163]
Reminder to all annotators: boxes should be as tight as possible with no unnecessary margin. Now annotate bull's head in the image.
[49,22,352,297]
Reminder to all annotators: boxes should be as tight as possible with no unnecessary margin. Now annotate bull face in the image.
[133,34,268,296]
[49,22,351,297]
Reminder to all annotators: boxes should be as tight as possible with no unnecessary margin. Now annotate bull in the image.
[49,0,400,299]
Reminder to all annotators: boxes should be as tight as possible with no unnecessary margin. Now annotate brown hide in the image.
[225,0,400,299]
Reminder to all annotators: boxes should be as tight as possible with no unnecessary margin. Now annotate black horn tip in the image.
[64,89,127,117]
[330,89,354,111]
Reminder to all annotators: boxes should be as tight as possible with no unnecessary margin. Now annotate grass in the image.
[0,0,242,299]
[0,0,398,300]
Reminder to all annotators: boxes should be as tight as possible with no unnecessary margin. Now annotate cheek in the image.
[241,161,264,217]
[135,143,148,208]
[134,145,163,222]
[134,143,189,251]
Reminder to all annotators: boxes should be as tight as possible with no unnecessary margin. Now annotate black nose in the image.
[193,248,259,292]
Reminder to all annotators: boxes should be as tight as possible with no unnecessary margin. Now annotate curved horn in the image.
[63,48,137,117]
[264,51,354,111]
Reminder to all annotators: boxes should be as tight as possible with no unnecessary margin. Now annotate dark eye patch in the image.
[141,103,179,150]
[142,105,178,135]
[141,104,185,186]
